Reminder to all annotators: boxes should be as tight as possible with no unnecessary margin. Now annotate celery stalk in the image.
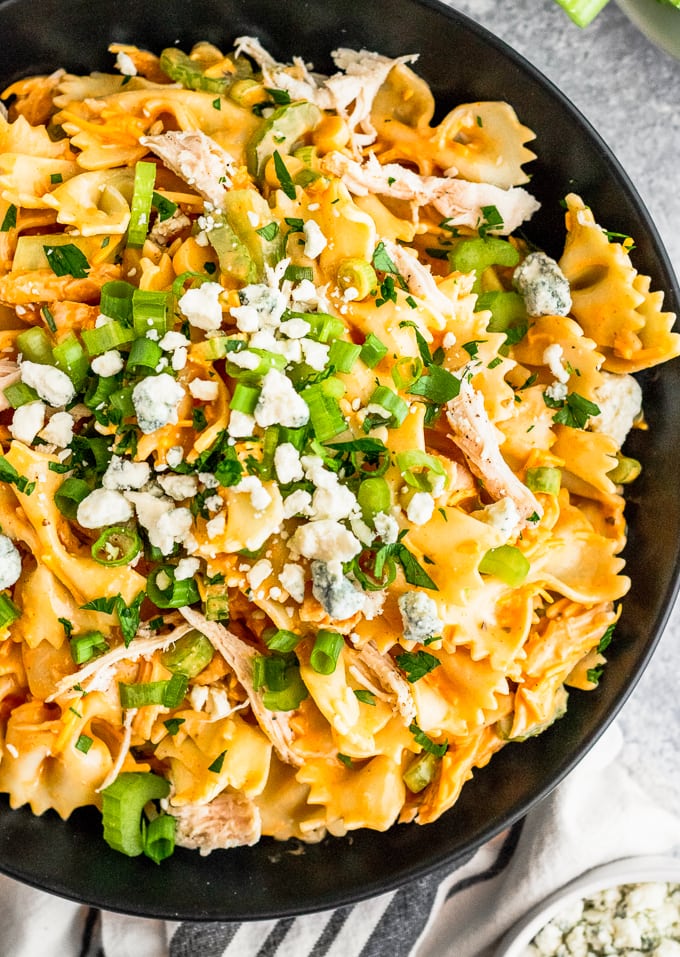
[554,0,610,26]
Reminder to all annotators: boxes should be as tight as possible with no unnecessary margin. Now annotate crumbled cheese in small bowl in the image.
[495,857,680,957]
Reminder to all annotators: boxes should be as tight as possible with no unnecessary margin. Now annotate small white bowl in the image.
[617,0,680,60]
[495,855,680,957]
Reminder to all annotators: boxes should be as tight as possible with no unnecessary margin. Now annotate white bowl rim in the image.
[494,854,680,957]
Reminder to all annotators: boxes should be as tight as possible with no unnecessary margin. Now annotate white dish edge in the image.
[494,855,680,957]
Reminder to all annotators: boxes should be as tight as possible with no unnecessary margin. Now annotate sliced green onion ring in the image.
[91,526,141,567]
[160,630,215,678]
[478,544,530,587]
[101,771,170,857]
[525,466,561,496]
[127,160,157,247]
[310,630,344,675]
[396,450,447,493]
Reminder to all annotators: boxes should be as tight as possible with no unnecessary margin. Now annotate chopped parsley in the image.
[543,391,600,429]
[208,750,228,773]
[409,722,448,756]
[1,204,17,232]
[43,243,91,278]
[354,689,377,706]
[396,650,441,683]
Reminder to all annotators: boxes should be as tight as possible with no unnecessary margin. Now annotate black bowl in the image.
[0,0,678,921]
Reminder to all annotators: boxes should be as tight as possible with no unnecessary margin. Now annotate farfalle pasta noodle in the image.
[0,37,676,859]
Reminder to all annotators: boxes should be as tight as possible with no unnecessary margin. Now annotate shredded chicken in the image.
[446,378,542,526]
[148,207,192,248]
[46,622,193,701]
[0,359,21,412]
[179,607,303,767]
[96,709,135,793]
[139,131,235,210]
[382,238,455,319]
[168,791,262,855]
[321,151,539,235]
[352,641,416,725]
[234,38,417,152]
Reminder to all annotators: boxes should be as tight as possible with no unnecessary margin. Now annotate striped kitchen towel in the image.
[1,723,679,957]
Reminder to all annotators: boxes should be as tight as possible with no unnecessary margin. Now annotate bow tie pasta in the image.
[0,37,676,862]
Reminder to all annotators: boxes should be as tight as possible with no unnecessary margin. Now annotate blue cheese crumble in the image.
[525,882,680,957]
[311,560,365,620]
[514,251,572,317]
[398,590,443,643]
[131,373,185,434]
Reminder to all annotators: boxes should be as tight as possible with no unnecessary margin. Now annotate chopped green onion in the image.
[303,385,346,441]
[328,339,361,373]
[283,264,313,283]
[295,311,345,344]
[192,335,243,361]
[16,326,53,365]
[146,565,200,609]
[0,455,35,495]
[205,592,230,621]
[357,475,391,521]
[0,593,21,628]
[160,630,214,678]
[143,812,176,865]
[84,374,119,409]
[163,672,189,708]
[354,689,376,706]
[75,734,93,755]
[100,280,135,323]
[368,385,408,428]
[478,544,530,586]
[310,630,344,675]
[69,630,109,665]
[396,450,447,493]
[403,751,440,793]
[230,382,260,415]
[132,288,170,339]
[52,332,89,389]
[43,243,90,278]
[262,668,308,711]
[225,348,287,380]
[3,382,39,409]
[263,628,302,653]
[360,333,388,368]
[607,455,641,484]
[126,336,163,372]
[101,771,170,857]
[119,680,167,709]
[553,0,610,27]
[56,477,92,520]
[127,161,156,246]
[336,257,377,300]
[91,526,141,567]
[391,356,424,391]
[526,466,561,495]
[108,386,135,419]
[81,320,133,357]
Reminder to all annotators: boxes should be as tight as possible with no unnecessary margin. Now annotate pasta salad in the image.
[0,37,677,862]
